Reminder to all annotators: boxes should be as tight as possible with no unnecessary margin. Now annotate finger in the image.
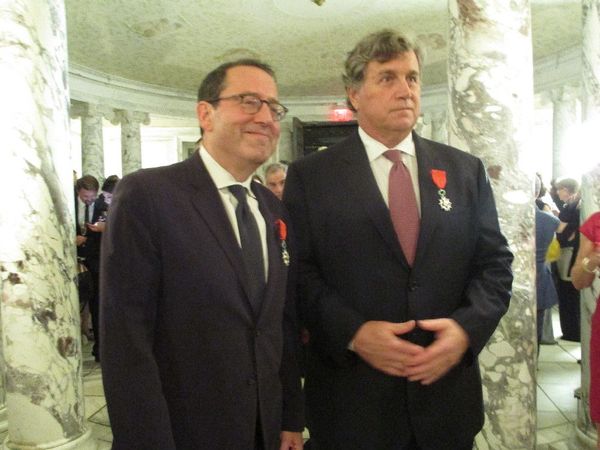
[416,318,447,332]
[391,320,417,335]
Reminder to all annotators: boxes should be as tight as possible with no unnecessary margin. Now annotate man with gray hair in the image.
[265,162,288,200]
[284,29,513,449]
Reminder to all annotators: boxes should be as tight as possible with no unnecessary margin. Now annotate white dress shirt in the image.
[199,145,269,280]
[359,127,422,216]
[77,197,94,229]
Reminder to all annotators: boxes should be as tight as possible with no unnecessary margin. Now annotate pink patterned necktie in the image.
[384,149,420,266]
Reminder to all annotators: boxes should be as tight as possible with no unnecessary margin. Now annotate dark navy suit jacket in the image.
[284,130,513,450]
[100,152,304,449]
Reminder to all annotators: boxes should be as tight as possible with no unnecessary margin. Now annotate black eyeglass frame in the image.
[206,93,289,121]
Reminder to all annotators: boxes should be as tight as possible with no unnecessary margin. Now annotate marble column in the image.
[576,2,600,448]
[0,319,7,435]
[448,1,536,449]
[430,110,448,144]
[70,102,111,182]
[582,0,600,124]
[551,86,579,180]
[114,110,150,175]
[0,0,93,449]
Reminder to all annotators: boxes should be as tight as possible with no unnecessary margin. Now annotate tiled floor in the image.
[535,308,583,450]
[1,307,587,449]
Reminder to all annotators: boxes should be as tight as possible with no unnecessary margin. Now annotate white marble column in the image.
[448,1,536,449]
[0,0,93,448]
[430,110,448,144]
[582,0,600,124]
[0,319,7,435]
[551,86,579,180]
[70,102,112,181]
[114,110,150,175]
[576,2,600,447]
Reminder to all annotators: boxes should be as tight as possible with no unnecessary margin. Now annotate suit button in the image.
[408,281,418,292]
[247,377,256,386]
[255,329,261,337]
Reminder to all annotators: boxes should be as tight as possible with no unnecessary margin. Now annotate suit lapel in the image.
[338,132,409,268]
[183,153,253,304]
[252,184,285,319]
[414,133,441,267]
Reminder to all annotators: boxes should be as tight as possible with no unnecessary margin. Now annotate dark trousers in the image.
[83,258,100,360]
[557,279,580,342]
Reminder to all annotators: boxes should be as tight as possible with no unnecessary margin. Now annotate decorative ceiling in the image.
[65,0,582,98]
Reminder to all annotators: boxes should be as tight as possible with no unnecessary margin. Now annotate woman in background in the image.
[572,211,600,446]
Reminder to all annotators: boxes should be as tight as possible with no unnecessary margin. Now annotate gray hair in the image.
[343,29,422,111]
[265,162,287,177]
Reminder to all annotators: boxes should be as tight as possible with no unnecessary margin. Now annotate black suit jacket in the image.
[284,131,513,450]
[100,153,304,449]
[75,193,103,271]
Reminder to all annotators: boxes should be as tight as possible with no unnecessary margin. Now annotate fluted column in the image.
[114,110,150,175]
[576,2,600,448]
[0,0,94,448]
[448,1,536,449]
[551,86,579,180]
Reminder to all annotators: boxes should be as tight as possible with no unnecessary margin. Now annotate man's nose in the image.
[395,79,412,98]
[254,101,275,123]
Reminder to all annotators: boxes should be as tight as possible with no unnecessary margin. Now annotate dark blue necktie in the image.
[228,185,266,311]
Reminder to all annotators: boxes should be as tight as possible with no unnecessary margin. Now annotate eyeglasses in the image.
[207,93,288,121]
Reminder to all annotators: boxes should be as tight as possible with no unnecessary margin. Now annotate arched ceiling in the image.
[65,0,582,98]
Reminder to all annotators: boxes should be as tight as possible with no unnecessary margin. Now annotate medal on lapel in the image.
[431,169,452,211]
[275,219,290,266]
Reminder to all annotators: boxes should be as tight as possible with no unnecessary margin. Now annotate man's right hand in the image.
[351,320,425,377]
[76,235,87,246]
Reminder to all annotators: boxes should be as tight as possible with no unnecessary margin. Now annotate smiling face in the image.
[347,51,421,148]
[77,188,98,205]
[197,65,281,181]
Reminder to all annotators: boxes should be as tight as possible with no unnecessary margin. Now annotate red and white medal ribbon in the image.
[431,169,452,211]
[275,219,290,266]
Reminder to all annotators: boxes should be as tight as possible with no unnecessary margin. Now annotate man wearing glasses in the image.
[100,59,304,450]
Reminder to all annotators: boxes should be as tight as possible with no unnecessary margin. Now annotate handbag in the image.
[545,237,560,263]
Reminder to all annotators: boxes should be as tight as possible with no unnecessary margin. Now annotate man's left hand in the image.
[403,318,469,385]
[280,431,303,450]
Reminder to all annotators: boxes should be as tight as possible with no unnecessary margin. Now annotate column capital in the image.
[550,84,581,104]
[112,109,151,126]
[421,109,447,125]
[69,100,116,122]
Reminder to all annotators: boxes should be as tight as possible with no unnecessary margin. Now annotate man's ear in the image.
[346,87,359,112]
[196,102,214,132]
